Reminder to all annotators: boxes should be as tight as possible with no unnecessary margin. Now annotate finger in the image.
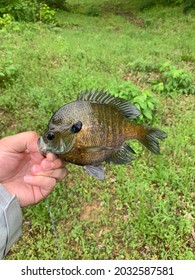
[33,168,68,181]
[41,157,64,170]
[0,131,39,153]
[31,158,65,174]
[24,175,56,191]
[46,152,58,162]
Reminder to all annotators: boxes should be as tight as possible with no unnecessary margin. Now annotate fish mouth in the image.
[37,137,67,155]
[37,137,48,155]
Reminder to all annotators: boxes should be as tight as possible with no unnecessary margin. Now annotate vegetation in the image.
[0,0,194,260]
[152,62,195,95]
[110,81,158,121]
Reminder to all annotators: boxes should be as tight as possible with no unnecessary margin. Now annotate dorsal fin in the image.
[77,89,141,119]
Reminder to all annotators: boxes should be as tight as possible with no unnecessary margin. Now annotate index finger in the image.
[0,131,39,153]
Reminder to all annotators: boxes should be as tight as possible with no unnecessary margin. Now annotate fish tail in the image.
[138,126,167,154]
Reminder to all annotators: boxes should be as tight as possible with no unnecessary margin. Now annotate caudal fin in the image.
[139,126,167,154]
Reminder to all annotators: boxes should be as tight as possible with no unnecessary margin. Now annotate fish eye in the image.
[71,121,82,133]
[47,132,55,141]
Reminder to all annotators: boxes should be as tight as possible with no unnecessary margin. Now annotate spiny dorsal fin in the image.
[77,89,141,119]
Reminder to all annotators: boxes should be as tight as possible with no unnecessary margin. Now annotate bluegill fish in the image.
[38,90,167,180]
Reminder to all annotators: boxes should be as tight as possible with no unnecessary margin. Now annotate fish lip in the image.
[37,137,47,155]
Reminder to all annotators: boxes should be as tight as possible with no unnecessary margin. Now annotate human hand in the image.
[0,131,67,207]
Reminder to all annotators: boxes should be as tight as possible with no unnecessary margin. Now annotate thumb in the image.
[0,131,39,153]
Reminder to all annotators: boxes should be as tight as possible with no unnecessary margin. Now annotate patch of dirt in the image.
[80,200,102,221]
[103,2,144,27]
[117,11,144,27]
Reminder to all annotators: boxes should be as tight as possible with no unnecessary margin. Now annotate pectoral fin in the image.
[84,165,105,180]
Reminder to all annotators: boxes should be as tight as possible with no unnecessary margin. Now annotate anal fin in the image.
[84,164,105,180]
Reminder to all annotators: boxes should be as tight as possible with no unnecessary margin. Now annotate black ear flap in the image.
[71,121,82,133]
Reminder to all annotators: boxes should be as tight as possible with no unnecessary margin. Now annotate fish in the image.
[38,90,167,180]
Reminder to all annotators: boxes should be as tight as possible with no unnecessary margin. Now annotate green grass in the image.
[1,1,195,259]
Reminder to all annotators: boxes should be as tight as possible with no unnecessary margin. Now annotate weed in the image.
[152,61,195,95]
[0,0,39,22]
[44,0,68,10]
[128,60,158,73]
[0,13,12,29]
[0,52,18,86]
[110,81,158,121]
[38,4,56,24]
[85,5,101,17]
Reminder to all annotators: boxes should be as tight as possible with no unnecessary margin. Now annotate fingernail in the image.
[24,175,33,183]
[31,165,43,174]
[42,160,53,170]
[46,152,56,162]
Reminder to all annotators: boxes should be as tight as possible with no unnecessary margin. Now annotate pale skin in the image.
[0,131,67,207]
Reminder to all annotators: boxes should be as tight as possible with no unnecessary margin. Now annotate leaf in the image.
[147,101,154,110]
[133,96,143,103]
[134,103,141,111]
[143,110,153,120]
